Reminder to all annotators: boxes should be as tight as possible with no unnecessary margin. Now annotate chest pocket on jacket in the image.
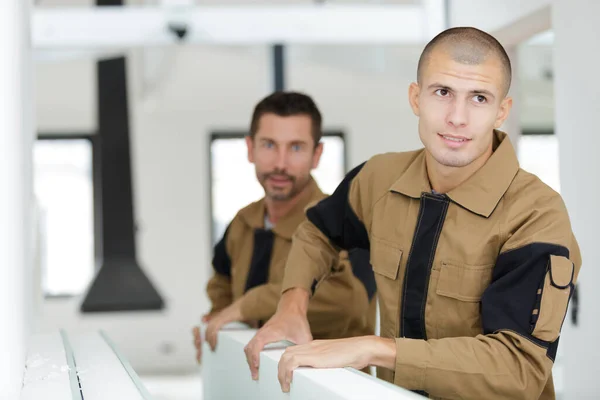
[370,237,402,280]
[433,261,494,338]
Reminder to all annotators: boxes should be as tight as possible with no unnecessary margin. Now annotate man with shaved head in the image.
[244,27,581,400]
[418,27,513,96]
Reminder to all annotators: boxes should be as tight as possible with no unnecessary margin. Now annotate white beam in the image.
[32,5,427,49]
[422,0,447,39]
[448,0,551,46]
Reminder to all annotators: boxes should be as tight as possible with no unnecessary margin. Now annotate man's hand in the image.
[206,300,243,351]
[201,313,214,324]
[277,336,396,393]
[244,288,312,381]
[192,312,216,363]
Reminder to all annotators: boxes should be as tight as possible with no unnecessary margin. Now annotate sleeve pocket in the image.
[532,255,574,342]
[370,238,402,280]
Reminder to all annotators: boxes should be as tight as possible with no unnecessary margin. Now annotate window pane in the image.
[210,137,264,245]
[517,135,561,193]
[34,139,95,296]
[210,135,346,244]
[311,135,346,195]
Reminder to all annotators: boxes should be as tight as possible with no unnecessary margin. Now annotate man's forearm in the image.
[368,336,396,370]
[279,287,310,315]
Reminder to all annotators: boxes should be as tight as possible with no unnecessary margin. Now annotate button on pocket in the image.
[532,255,574,342]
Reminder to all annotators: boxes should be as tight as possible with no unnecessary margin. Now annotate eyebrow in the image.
[290,140,309,146]
[427,83,496,99]
[259,137,310,146]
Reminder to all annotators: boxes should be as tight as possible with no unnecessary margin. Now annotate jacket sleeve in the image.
[393,194,581,400]
[346,248,377,302]
[240,250,375,321]
[238,282,281,321]
[281,162,373,296]
[206,225,234,313]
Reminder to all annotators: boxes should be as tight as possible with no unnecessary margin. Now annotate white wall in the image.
[35,58,96,133]
[516,40,554,133]
[288,45,423,161]
[34,44,421,373]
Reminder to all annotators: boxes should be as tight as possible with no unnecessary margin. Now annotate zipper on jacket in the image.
[400,191,449,340]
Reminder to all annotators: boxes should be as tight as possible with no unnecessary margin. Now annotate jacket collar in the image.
[389,130,520,218]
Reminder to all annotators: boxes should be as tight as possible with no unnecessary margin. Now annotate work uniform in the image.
[206,178,376,339]
[282,130,581,400]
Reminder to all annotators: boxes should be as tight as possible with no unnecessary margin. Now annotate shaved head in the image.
[417,27,512,96]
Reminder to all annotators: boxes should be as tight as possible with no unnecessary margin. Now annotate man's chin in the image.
[429,149,473,168]
[266,190,292,201]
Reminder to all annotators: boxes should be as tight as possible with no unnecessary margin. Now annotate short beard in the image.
[260,170,298,201]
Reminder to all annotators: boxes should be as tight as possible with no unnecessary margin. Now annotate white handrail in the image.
[21,331,153,400]
[202,324,425,400]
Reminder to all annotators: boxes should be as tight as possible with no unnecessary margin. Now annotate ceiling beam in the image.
[32,5,429,49]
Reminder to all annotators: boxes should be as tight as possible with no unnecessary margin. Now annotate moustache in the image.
[263,171,295,182]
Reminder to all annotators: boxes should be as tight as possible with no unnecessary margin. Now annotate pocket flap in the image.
[549,255,574,289]
[532,258,573,342]
[370,238,402,280]
[436,261,494,302]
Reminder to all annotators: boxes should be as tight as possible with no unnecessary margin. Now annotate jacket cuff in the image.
[280,260,318,296]
[394,338,430,391]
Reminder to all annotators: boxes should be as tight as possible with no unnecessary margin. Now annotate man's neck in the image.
[264,182,313,225]
[426,146,492,194]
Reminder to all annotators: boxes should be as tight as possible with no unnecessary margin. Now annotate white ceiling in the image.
[37,0,421,6]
